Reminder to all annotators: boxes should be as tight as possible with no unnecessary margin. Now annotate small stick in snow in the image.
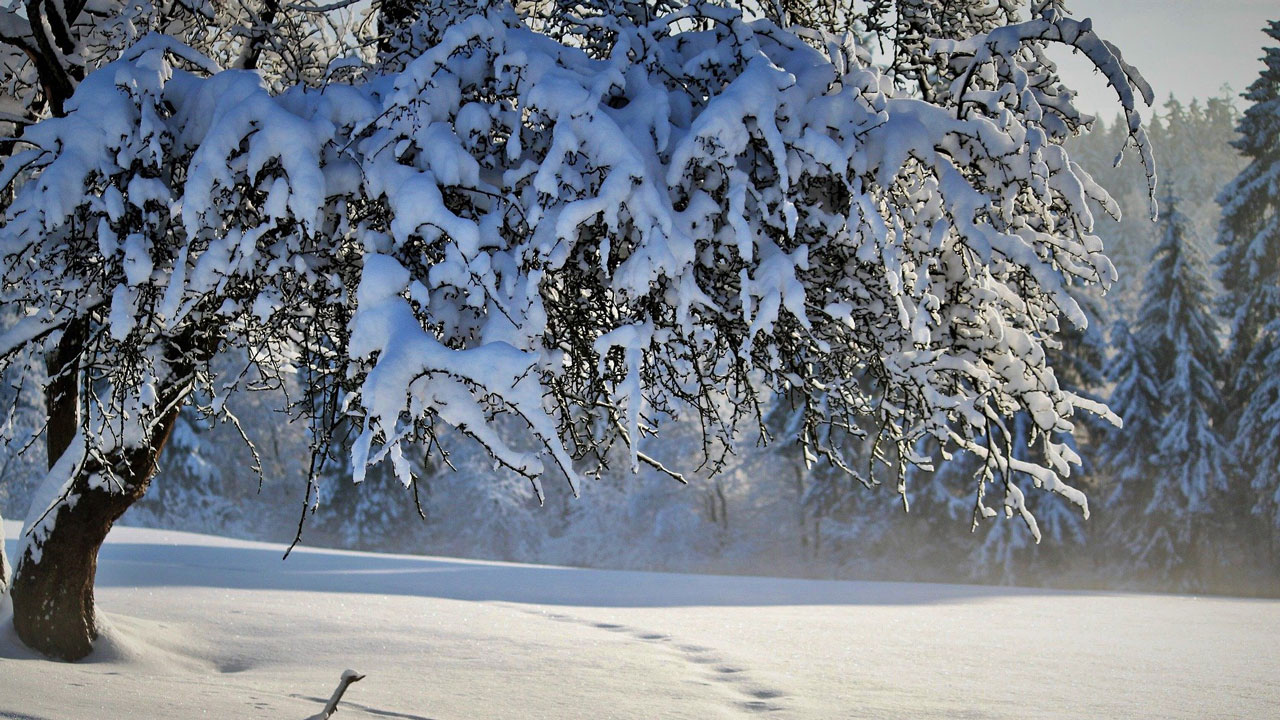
[306,669,365,719]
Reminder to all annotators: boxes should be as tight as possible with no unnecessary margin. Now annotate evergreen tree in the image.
[1159,97,1241,244]
[1099,319,1161,499]
[1217,20,1280,541]
[1234,326,1280,545]
[1107,191,1226,587]
[1217,20,1280,386]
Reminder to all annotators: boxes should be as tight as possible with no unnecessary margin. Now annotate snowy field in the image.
[2,527,1278,719]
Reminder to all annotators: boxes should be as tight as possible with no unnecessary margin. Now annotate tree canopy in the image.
[0,0,1157,658]
[2,0,1153,536]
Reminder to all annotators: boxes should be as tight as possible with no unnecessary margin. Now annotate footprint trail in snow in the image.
[527,609,792,715]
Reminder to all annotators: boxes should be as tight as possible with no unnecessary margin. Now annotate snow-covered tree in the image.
[0,2,373,143]
[0,0,1155,659]
[777,275,1106,584]
[1233,327,1280,548]
[1098,318,1159,497]
[0,0,380,658]
[1105,191,1226,585]
[1218,21,1280,376]
[1217,20,1280,540]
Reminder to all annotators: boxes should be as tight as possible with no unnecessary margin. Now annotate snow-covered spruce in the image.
[1102,191,1227,587]
[0,1,1151,657]
[1217,20,1280,538]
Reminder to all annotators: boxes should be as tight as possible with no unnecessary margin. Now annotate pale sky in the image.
[1050,0,1277,118]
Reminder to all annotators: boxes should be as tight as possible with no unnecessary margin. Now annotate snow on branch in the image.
[933,9,1158,217]
[305,669,365,720]
[0,0,1150,541]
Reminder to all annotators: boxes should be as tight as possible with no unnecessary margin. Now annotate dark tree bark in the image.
[10,407,181,660]
[20,0,80,117]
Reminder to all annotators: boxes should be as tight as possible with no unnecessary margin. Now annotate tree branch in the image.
[306,670,365,720]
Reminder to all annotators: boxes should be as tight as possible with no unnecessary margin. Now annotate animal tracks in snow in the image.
[527,610,791,715]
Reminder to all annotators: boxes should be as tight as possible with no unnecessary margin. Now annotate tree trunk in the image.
[9,320,192,660]
[10,405,180,660]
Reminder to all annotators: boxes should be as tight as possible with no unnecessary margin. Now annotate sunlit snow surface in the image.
[3,526,1278,719]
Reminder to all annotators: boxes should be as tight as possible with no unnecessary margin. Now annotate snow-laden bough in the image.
[0,1,1154,611]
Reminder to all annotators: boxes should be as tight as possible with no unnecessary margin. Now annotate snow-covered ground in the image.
[2,527,1278,719]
